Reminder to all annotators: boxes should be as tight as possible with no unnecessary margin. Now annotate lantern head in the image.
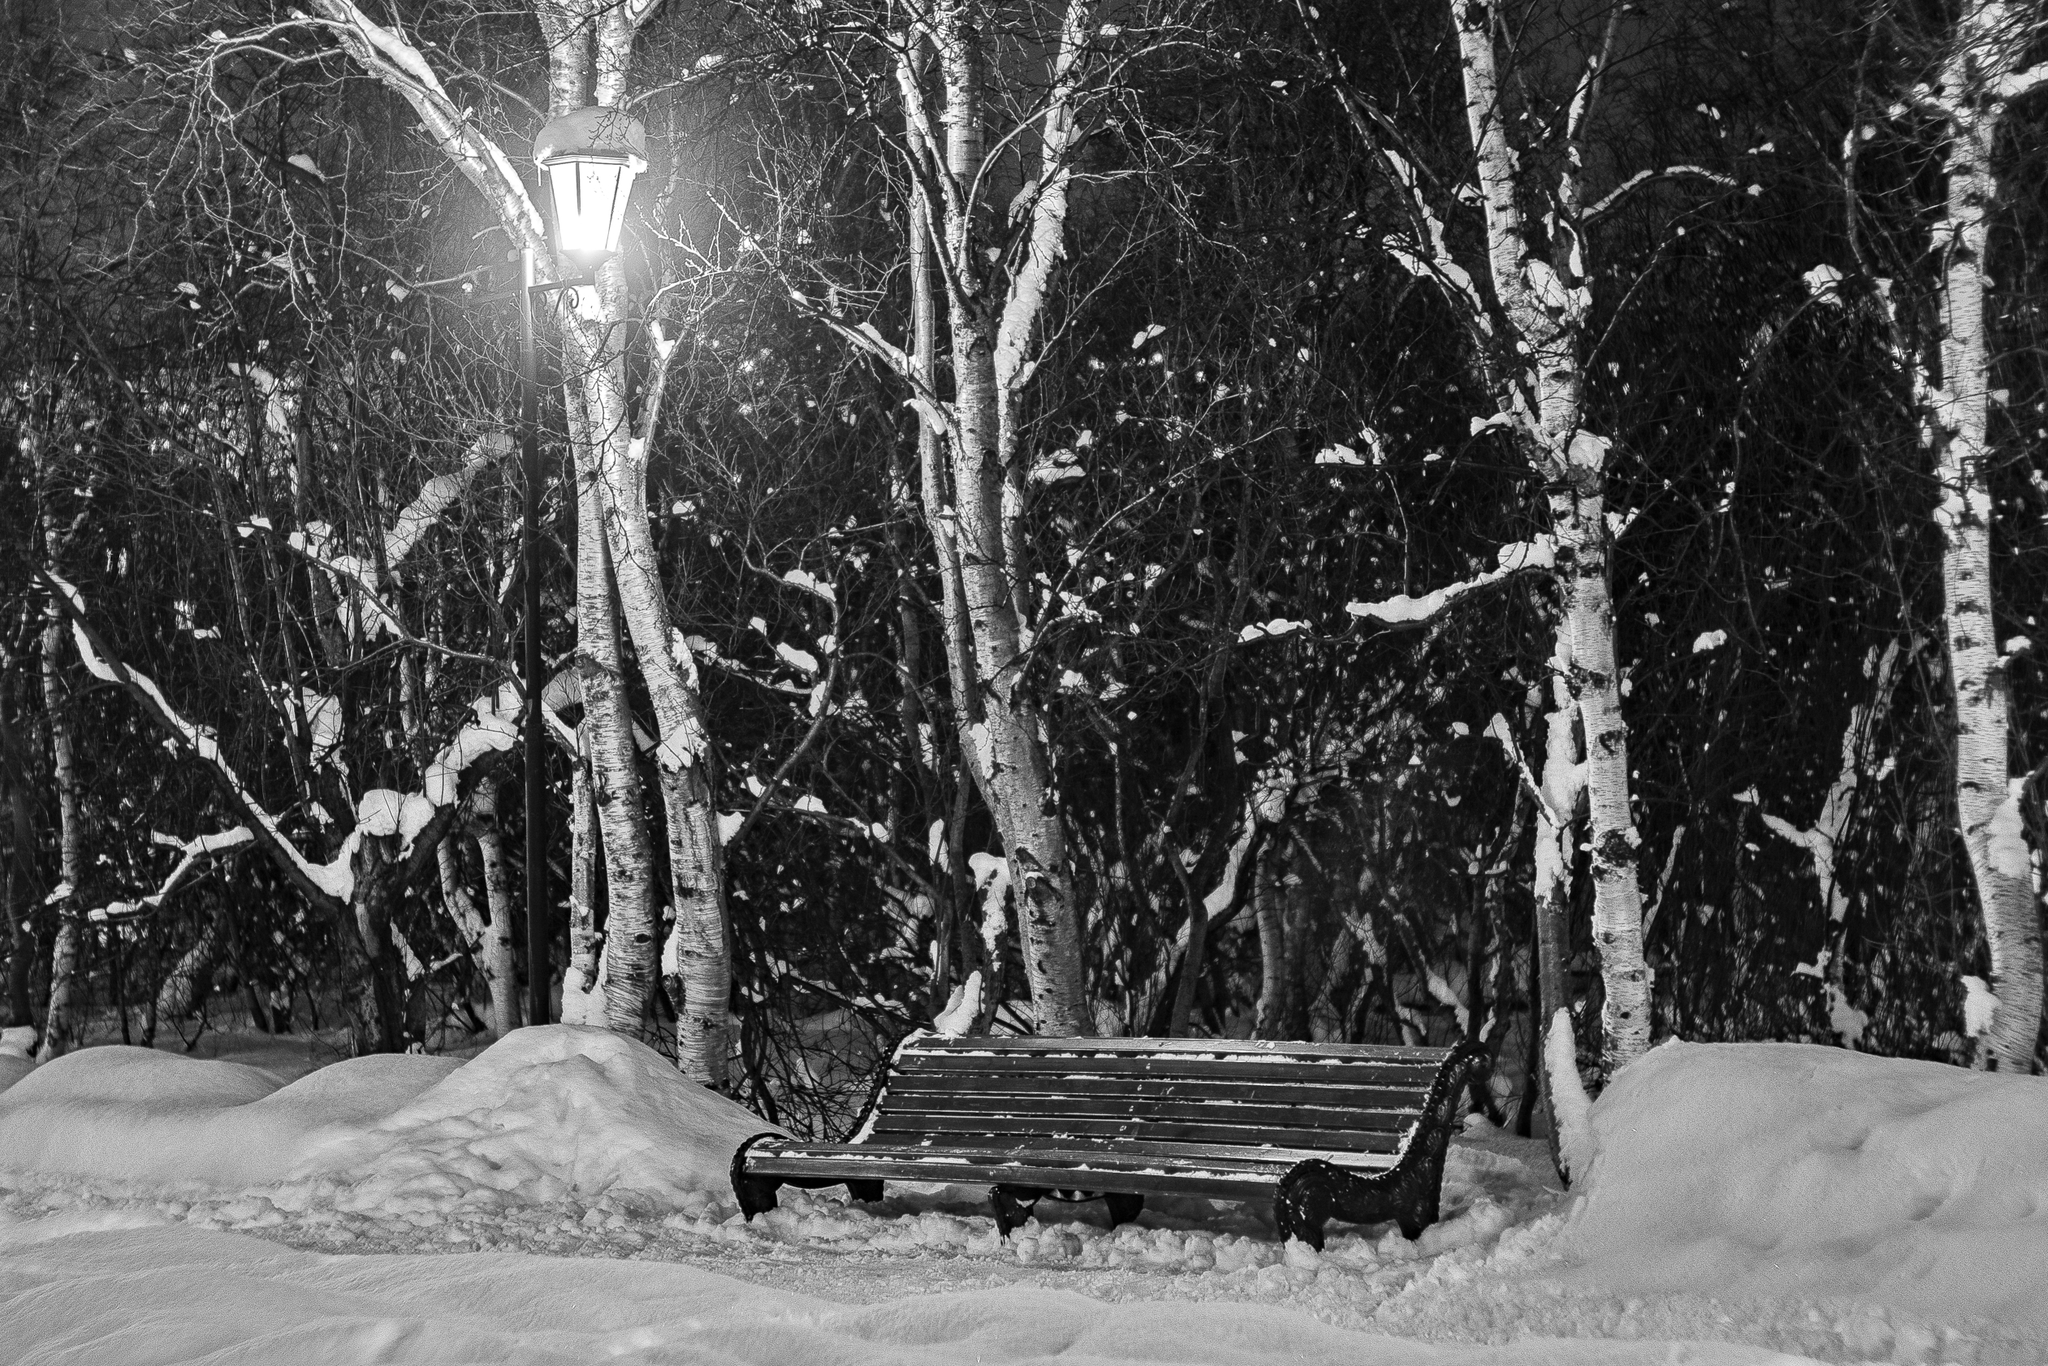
[533,107,648,266]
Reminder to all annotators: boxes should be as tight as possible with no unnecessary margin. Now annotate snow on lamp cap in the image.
[532,107,647,264]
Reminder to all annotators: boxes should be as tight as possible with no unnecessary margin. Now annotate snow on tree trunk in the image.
[37,576,84,1063]
[1927,4,2045,1071]
[1531,696,1572,1179]
[1545,1006,1598,1180]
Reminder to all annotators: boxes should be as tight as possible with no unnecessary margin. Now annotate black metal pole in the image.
[520,245,550,1028]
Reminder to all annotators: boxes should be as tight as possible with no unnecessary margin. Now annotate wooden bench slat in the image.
[865,1115,1405,1152]
[752,1137,1394,1173]
[911,1037,1452,1063]
[747,1154,1285,1202]
[894,1053,1445,1086]
[864,1114,1409,1146]
[875,1095,1415,1132]
[884,1074,1430,1108]
[880,1089,1425,1122]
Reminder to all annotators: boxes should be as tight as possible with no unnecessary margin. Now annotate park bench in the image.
[730,1033,1489,1249]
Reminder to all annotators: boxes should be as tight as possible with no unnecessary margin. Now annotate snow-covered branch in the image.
[787,304,960,448]
[1346,536,1555,627]
[267,430,512,642]
[1289,0,1492,338]
[296,1,546,254]
[1995,64,2048,101]
[1484,712,1571,830]
[45,570,348,914]
[46,568,518,915]
[382,432,515,569]
[1639,823,1686,944]
[1583,165,1740,225]
[89,827,255,924]
[1374,149,1494,337]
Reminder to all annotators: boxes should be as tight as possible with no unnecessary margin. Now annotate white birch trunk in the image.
[1456,0,1649,1073]
[467,780,521,1038]
[577,10,732,1084]
[569,396,660,1041]
[560,744,606,1026]
[1932,5,2045,1071]
[916,0,1091,1036]
[37,553,84,1063]
[1252,848,1286,1039]
[1759,642,1901,1046]
[568,287,730,1082]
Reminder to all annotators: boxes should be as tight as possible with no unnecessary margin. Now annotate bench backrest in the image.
[857,1034,1453,1158]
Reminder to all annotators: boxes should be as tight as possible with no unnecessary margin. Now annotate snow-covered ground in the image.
[0,1027,2041,1365]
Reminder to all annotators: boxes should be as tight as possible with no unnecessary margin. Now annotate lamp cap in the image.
[533,106,647,169]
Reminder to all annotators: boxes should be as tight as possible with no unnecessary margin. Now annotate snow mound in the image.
[1564,1040,2048,1329]
[0,1046,399,1188]
[0,1052,35,1095]
[286,1024,771,1214]
[0,1027,771,1217]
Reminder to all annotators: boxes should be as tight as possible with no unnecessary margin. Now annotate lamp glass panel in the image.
[545,158,631,258]
[603,165,638,255]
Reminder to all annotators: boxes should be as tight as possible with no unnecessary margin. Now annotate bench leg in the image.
[730,1132,785,1221]
[989,1185,1038,1238]
[845,1179,884,1203]
[735,1171,783,1220]
[1274,1161,1337,1251]
[1102,1191,1144,1228]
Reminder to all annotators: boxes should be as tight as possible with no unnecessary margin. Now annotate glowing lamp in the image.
[532,107,647,266]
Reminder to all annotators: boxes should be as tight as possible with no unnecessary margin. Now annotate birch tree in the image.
[1308,0,1744,1152]
[35,538,85,1061]
[1914,0,2047,1071]
[261,0,735,1081]
[798,1,1101,1034]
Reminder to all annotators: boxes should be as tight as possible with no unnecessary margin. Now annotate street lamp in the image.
[533,107,648,268]
[517,105,646,1029]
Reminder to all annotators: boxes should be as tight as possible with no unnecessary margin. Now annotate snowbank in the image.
[0,1027,771,1214]
[1563,1040,2048,1330]
[0,1223,1815,1366]
[0,1048,456,1187]
[288,1024,772,1214]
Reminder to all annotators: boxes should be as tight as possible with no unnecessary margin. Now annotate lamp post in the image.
[519,105,646,1029]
